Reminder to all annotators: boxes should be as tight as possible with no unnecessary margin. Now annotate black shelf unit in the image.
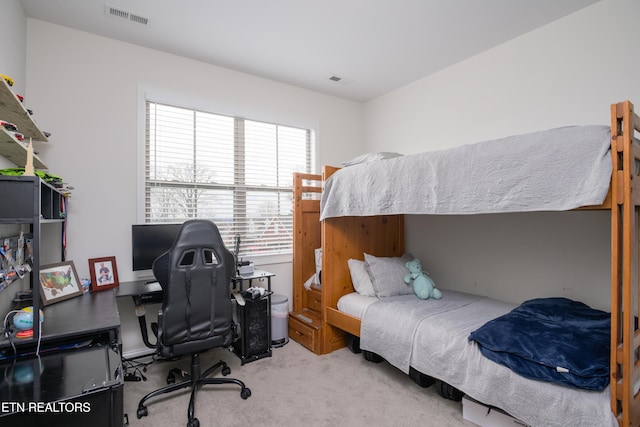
[0,175,66,337]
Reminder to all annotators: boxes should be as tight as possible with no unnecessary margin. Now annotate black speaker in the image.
[233,296,272,364]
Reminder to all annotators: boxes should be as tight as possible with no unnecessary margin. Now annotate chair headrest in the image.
[171,220,228,252]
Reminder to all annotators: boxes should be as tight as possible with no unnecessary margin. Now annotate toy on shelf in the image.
[0,74,14,87]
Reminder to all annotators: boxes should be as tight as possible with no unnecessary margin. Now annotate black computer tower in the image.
[233,295,272,364]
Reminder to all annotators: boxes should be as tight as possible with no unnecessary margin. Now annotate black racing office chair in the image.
[136,220,251,427]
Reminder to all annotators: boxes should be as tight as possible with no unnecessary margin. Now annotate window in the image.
[145,101,316,259]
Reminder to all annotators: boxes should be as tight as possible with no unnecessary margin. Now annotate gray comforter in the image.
[320,125,611,220]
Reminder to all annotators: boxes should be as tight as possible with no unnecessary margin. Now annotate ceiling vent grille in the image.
[104,4,149,25]
[129,14,149,25]
[329,75,353,85]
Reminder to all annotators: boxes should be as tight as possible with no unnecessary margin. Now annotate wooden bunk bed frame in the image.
[289,101,640,426]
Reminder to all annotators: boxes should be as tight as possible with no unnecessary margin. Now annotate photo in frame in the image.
[88,256,119,292]
[39,261,83,306]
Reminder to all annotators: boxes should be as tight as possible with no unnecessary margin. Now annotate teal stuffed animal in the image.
[404,258,442,300]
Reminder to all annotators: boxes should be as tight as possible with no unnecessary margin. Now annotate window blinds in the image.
[145,101,315,258]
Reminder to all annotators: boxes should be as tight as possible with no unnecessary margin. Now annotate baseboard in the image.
[122,347,156,359]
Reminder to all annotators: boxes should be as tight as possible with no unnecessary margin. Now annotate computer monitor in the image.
[131,223,182,272]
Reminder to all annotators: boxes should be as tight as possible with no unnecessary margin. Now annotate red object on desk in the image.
[16,329,33,339]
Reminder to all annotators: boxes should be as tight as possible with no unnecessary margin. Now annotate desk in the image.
[0,290,121,358]
[0,291,124,426]
[233,269,274,292]
[117,280,162,306]
[116,280,162,351]
[119,270,276,364]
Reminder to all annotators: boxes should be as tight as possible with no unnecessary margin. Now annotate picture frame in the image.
[39,261,83,306]
[88,256,120,292]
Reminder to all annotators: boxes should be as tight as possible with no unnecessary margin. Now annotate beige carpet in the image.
[122,341,476,427]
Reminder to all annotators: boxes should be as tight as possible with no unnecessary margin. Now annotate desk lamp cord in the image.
[3,310,42,358]
[2,310,20,356]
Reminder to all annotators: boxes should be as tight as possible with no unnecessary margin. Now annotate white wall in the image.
[24,20,363,354]
[363,0,639,311]
[1,1,26,97]
[0,0,27,174]
[365,0,639,152]
[0,0,28,315]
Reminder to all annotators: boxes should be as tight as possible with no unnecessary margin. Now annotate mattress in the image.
[337,292,378,319]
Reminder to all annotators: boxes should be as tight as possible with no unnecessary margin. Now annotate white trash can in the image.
[271,294,289,347]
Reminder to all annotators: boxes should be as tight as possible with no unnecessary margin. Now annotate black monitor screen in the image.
[131,223,183,271]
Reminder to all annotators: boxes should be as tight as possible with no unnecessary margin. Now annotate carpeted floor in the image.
[122,340,476,427]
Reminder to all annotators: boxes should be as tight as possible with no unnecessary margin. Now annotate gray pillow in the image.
[341,152,403,167]
[347,259,376,297]
[364,253,414,298]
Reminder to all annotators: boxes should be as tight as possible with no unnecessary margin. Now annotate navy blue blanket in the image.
[468,297,610,390]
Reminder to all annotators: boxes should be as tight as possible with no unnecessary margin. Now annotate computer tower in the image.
[233,295,272,364]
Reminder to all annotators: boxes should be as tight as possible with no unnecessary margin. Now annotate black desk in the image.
[233,269,274,292]
[116,279,162,306]
[116,280,162,351]
[0,290,121,357]
[0,291,123,426]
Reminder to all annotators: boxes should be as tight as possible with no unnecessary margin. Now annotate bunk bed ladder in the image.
[290,172,324,354]
[611,100,640,427]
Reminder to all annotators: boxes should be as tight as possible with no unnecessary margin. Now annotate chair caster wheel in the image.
[241,387,251,399]
[187,418,200,427]
[137,406,148,418]
[222,366,231,376]
[168,368,186,384]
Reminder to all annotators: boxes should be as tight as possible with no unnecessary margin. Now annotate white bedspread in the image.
[320,125,612,220]
[359,292,616,427]
[360,290,484,374]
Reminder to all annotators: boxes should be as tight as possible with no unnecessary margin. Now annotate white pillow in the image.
[347,259,376,297]
[341,152,403,167]
[364,253,414,298]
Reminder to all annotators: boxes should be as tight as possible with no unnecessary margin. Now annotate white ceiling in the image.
[20,0,599,102]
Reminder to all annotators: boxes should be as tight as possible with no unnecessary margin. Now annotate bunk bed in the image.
[289,101,640,426]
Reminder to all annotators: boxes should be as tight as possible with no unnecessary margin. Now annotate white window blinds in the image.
[145,101,316,258]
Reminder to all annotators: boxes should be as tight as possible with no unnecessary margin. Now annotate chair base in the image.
[137,353,251,427]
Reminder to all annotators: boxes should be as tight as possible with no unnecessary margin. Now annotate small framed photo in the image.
[39,261,83,306]
[88,256,119,292]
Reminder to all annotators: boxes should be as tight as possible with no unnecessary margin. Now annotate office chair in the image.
[136,220,251,427]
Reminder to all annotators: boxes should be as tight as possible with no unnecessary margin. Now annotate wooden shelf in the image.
[0,79,48,141]
[0,79,49,169]
[0,128,46,169]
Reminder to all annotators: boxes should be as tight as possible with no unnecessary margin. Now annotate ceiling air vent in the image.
[104,4,149,25]
[129,14,149,25]
[329,75,353,85]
